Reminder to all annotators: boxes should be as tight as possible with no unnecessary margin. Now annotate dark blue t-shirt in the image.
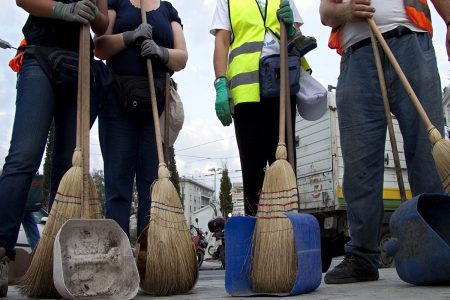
[107,0,182,78]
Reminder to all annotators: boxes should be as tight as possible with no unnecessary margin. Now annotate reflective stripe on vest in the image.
[228,0,280,105]
[328,0,433,55]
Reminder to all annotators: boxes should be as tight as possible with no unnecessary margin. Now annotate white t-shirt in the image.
[210,0,303,57]
[341,0,426,51]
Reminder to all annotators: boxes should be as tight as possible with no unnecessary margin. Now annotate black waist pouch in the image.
[114,74,165,122]
[25,46,79,94]
[259,54,301,98]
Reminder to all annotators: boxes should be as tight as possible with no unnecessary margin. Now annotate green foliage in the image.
[91,169,105,216]
[42,122,55,209]
[219,167,233,217]
[167,146,181,201]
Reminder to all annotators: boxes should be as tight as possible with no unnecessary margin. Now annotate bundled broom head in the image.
[18,149,101,298]
[428,127,450,194]
[141,163,198,296]
[251,143,299,293]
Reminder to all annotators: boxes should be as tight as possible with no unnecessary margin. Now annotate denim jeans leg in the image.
[387,33,445,195]
[0,59,54,259]
[22,212,40,250]
[337,47,387,270]
[99,94,137,238]
[135,119,158,237]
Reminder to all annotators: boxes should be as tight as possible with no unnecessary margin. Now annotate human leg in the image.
[325,46,386,283]
[388,33,445,195]
[99,94,137,237]
[0,58,54,261]
[135,119,158,238]
[21,212,40,250]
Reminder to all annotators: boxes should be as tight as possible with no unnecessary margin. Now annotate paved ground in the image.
[6,259,450,299]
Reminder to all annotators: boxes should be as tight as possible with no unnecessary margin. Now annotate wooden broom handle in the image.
[279,20,288,146]
[140,0,165,165]
[81,23,91,216]
[164,73,170,164]
[367,18,433,131]
[369,29,407,203]
[284,31,295,168]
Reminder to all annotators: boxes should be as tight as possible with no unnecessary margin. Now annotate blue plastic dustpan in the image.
[225,213,322,296]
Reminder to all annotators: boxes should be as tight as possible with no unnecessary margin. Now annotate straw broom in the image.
[369,27,407,202]
[18,24,101,298]
[367,18,450,194]
[251,20,299,292]
[138,1,198,295]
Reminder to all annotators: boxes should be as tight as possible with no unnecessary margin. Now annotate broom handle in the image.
[284,34,295,168]
[140,1,165,165]
[369,29,407,203]
[81,23,91,217]
[76,28,83,149]
[279,20,288,146]
[367,18,434,132]
[164,73,170,164]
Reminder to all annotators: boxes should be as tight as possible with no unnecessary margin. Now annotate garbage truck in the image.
[295,87,411,272]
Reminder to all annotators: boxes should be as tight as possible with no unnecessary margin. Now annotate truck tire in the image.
[379,225,394,268]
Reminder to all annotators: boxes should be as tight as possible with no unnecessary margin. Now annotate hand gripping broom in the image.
[367,18,450,194]
[138,1,198,295]
[250,18,299,292]
[369,25,407,202]
[18,24,101,298]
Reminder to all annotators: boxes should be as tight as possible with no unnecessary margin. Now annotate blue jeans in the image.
[337,32,445,270]
[0,58,100,260]
[99,90,160,238]
[22,212,40,250]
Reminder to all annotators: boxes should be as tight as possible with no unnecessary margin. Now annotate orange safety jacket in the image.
[9,39,27,73]
[328,0,433,55]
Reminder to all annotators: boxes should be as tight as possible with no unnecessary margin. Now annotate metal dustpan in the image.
[53,219,139,299]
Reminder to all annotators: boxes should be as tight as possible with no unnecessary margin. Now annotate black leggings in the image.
[233,96,297,216]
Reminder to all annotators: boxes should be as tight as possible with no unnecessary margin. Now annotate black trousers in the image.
[233,96,297,216]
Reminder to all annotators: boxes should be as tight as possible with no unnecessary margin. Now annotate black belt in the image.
[349,26,414,52]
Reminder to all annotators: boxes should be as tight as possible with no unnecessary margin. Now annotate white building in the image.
[231,182,245,216]
[179,178,214,225]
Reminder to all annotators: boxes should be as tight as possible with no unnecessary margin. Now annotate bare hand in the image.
[345,0,375,22]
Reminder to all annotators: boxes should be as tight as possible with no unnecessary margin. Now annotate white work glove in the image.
[52,0,99,24]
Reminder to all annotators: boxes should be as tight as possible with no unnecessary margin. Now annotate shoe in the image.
[0,248,9,298]
[324,254,379,284]
[288,34,317,57]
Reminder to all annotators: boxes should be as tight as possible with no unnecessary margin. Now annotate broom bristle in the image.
[141,164,198,296]
[432,137,450,194]
[252,144,299,293]
[18,150,101,297]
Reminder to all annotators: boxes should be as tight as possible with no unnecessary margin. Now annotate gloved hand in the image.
[122,24,153,47]
[52,0,99,24]
[277,0,296,37]
[214,76,232,126]
[140,39,169,64]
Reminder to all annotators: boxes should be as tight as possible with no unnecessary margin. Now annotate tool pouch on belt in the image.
[25,46,79,94]
[259,54,301,98]
[113,74,165,122]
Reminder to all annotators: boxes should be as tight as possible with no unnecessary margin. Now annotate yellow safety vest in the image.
[227,0,280,105]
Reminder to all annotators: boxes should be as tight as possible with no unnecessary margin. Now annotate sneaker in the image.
[324,254,379,284]
[0,248,8,298]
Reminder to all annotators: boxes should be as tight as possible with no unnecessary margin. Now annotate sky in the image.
[0,0,449,194]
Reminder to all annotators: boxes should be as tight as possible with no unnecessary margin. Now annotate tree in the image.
[219,167,233,217]
[42,122,55,209]
[167,146,181,200]
[91,169,105,216]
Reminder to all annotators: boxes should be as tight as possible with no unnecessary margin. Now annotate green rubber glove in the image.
[277,0,296,37]
[214,76,232,126]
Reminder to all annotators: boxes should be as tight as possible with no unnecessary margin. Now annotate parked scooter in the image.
[191,218,208,268]
[207,216,226,269]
